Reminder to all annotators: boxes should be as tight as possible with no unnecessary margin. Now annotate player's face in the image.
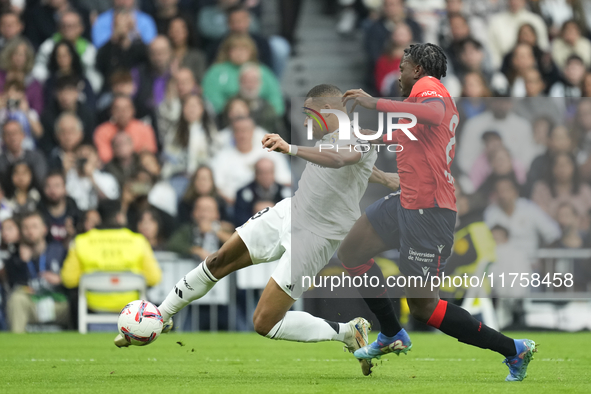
[398,58,418,97]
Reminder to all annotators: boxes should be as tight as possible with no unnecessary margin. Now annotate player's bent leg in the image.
[256,278,374,375]
[338,213,386,269]
[159,232,252,322]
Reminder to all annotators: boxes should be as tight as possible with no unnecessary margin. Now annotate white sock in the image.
[158,261,218,321]
[265,311,351,343]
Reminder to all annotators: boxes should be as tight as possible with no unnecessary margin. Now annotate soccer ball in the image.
[117,300,164,346]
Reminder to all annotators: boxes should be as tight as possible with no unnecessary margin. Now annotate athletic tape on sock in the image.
[342,258,375,276]
[426,299,448,329]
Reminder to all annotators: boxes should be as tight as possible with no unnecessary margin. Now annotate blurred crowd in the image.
[0,0,591,332]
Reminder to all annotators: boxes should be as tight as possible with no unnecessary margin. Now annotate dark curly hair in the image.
[403,43,447,79]
[48,40,84,78]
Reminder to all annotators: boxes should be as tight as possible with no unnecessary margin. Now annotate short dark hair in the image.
[490,224,509,238]
[306,84,343,98]
[20,210,45,225]
[403,43,448,79]
[566,54,584,66]
[45,169,66,184]
[459,37,483,53]
[97,199,122,224]
[494,175,519,191]
[55,74,80,91]
[226,4,249,17]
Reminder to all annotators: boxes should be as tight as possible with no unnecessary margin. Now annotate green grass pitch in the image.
[1,331,589,393]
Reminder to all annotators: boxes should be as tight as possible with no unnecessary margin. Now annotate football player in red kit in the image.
[338,43,537,381]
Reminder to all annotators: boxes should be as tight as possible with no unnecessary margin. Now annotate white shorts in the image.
[236,198,340,299]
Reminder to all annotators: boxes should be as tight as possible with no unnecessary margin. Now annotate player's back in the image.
[395,76,458,211]
[293,130,377,240]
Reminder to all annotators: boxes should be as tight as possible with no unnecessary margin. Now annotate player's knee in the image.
[205,251,222,274]
[252,313,276,337]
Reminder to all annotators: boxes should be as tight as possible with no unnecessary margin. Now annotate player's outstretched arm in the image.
[262,133,362,169]
[369,166,400,191]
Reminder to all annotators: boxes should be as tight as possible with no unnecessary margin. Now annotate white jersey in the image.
[292,129,377,240]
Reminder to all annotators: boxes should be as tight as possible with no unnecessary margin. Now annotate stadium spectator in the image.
[167,16,206,83]
[95,10,148,83]
[0,120,47,191]
[178,165,230,225]
[22,0,91,50]
[456,98,535,180]
[46,112,85,172]
[531,152,591,224]
[206,5,275,73]
[374,22,413,96]
[487,0,549,68]
[0,12,23,52]
[40,76,95,154]
[103,132,141,187]
[202,34,284,115]
[236,63,283,137]
[554,202,587,248]
[166,195,233,260]
[484,176,560,257]
[0,217,19,253]
[43,40,95,110]
[364,0,423,72]
[92,0,157,49]
[81,209,101,233]
[582,72,591,97]
[133,35,174,111]
[525,124,573,196]
[161,93,218,185]
[457,73,490,128]
[93,95,158,163]
[549,55,586,98]
[512,68,564,123]
[198,0,261,43]
[4,211,69,333]
[500,25,559,96]
[37,170,80,246]
[96,70,152,126]
[61,199,162,313]
[0,37,44,113]
[552,20,591,70]
[65,143,119,211]
[441,13,473,74]
[469,131,526,193]
[234,158,291,227]
[120,154,177,231]
[0,183,14,224]
[214,96,269,152]
[156,67,200,138]
[4,161,41,216]
[150,0,197,36]
[32,11,102,93]
[210,116,291,203]
[0,79,44,149]
[456,38,509,97]
[136,207,166,250]
[436,0,488,51]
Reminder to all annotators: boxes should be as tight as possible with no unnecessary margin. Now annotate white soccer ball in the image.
[117,300,164,346]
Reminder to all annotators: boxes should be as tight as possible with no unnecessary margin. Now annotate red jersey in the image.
[377,76,458,211]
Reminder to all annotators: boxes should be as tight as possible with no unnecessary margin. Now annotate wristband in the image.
[288,144,298,156]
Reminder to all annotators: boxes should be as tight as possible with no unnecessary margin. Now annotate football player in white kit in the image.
[114,84,399,375]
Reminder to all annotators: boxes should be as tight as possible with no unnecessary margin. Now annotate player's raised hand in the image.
[342,89,378,113]
[262,133,289,154]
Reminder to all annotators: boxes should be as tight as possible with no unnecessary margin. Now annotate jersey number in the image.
[250,207,270,220]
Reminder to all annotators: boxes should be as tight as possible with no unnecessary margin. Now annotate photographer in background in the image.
[65,143,119,211]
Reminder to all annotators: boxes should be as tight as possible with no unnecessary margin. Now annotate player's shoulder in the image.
[410,76,448,98]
